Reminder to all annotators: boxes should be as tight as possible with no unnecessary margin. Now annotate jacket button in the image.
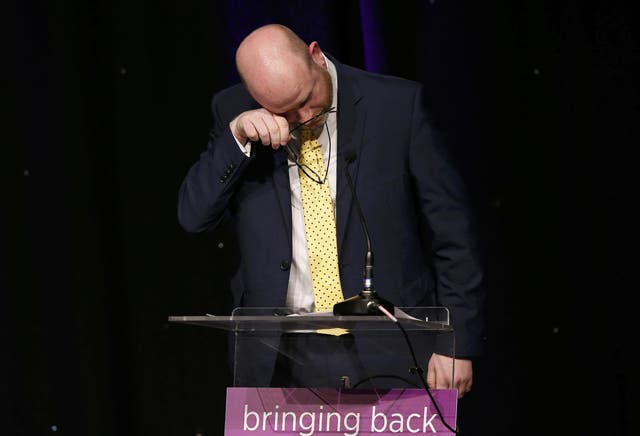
[279,260,290,271]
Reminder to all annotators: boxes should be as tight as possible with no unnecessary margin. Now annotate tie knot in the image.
[299,128,319,157]
[301,127,314,142]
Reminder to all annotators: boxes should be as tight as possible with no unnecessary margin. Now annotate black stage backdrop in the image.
[5,1,639,435]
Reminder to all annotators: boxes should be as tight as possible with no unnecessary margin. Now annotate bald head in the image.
[236,24,315,112]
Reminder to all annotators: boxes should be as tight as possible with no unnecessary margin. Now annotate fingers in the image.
[427,354,473,399]
[426,359,436,390]
[455,378,473,398]
[432,370,469,399]
[452,368,472,399]
[230,109,290,149]
[427,353,452,389]
[274,116,290,145]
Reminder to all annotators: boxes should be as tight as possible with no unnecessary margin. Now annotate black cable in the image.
[393,319,459,434]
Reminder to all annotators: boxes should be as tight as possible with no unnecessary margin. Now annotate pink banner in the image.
[225,387,457,435]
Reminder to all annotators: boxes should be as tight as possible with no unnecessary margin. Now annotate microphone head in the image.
[344,151,357,164]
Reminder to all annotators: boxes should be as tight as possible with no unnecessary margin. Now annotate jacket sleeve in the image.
[409,85,485,357]
[177,89,254,233]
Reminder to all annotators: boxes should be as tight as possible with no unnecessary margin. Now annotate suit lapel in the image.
[335,66,365,255]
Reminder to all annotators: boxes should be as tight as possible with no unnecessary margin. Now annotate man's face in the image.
[281,63,333,129]
[258,59,333,130]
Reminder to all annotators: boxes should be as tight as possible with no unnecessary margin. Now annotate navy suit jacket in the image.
[178,56,484,357]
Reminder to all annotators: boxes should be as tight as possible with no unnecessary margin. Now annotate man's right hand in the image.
[229,108,291,149]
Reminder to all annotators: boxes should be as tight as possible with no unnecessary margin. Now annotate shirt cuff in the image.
[234,135,252,156]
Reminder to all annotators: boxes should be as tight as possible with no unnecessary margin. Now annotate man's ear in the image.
[308,41,326,68]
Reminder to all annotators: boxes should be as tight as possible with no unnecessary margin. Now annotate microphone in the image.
[333,152,395,316]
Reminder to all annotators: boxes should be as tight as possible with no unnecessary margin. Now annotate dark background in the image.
[5,1,639,435]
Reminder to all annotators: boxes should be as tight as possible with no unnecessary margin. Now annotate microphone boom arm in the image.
[333,153,394,315]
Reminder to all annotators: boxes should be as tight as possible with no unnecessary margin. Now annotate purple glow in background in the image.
[359,0,384,73]
[220,0,391,81]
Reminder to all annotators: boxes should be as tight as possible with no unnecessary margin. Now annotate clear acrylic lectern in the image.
[168,306,454,389]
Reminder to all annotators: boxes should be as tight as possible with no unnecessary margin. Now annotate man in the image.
[178,24,484,398]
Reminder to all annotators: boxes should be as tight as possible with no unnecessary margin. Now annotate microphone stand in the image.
[333,153,394,316]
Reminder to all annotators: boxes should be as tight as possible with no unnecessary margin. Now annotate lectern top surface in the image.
[167,307,451,332]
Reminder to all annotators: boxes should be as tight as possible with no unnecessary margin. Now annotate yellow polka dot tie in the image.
[299,127,344,312]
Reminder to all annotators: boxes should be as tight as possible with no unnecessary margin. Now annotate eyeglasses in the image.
[285,106,336,184]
